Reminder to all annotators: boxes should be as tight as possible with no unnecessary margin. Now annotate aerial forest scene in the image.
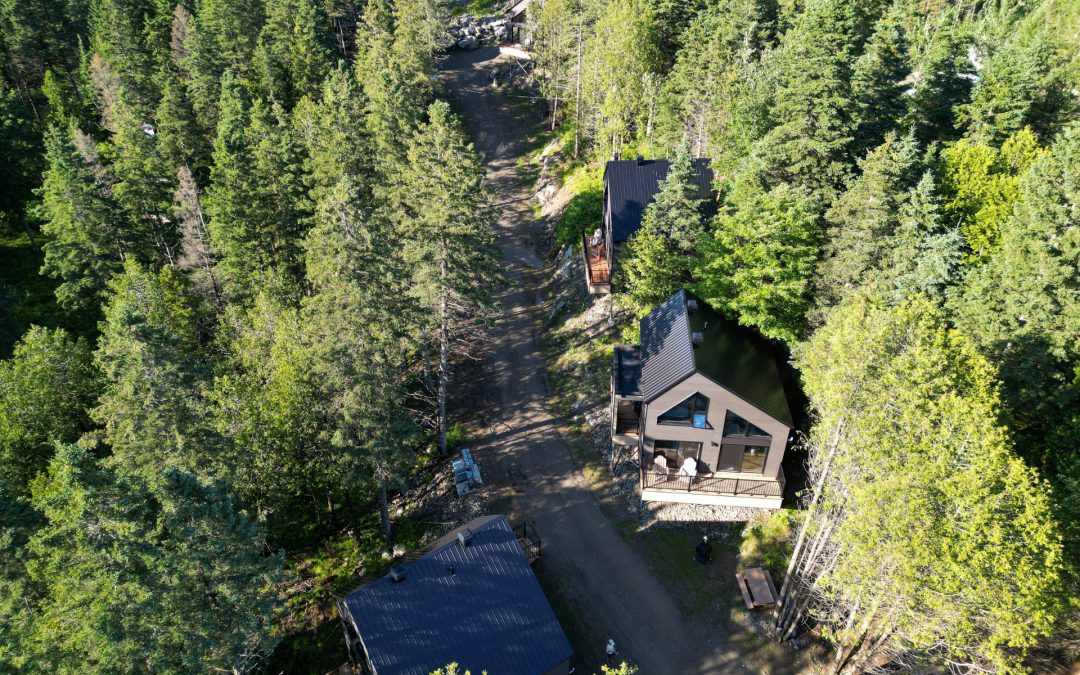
[0,0,1077,672]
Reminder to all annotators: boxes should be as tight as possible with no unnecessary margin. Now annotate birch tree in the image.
[779,293,1064,673]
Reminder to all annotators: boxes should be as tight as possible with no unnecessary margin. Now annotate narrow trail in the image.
[439,48,761,675]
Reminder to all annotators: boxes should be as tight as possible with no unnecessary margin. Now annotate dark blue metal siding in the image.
[341,516,572,675]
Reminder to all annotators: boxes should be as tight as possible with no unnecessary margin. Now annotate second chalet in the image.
[582,156,714,294]
[612,290,793,509]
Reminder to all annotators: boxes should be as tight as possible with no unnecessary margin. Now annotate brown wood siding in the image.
[641,372,789,481]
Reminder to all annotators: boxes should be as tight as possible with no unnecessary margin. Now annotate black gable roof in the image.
[638,290,794,427]
[604,158,714,243]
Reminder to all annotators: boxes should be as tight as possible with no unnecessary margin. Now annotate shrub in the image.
[738,508,802,573]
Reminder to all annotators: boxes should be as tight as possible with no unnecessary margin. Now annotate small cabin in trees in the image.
[612,290,793,509]
[337,515,571,675]
[582,156,714,294]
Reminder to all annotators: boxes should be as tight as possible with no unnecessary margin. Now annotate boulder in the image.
[457,35,479,50]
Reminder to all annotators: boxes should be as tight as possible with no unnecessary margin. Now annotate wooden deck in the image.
[582,234,611,293]
[641,466,784,499]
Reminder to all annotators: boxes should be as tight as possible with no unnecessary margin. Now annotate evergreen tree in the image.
[849,6,910,156]
[695,184,819,343]
[959,13,1073,144]
[903,16,972,144]
[92,261,213,481]
[210,294,336,536]
[748,0,858,201]
[37,124,125,314]
[620,145,707,315]
[181,0,265,127]
[385,101,500,457]
[0,84,41,225]
[816,132,921,310]
[950,123,1080,474]
[879,171,962,306]
[253,0,333,108]
[25,445,283,673]
[205,76,309,296]
[0,326,98,495]
[154,68,208,177]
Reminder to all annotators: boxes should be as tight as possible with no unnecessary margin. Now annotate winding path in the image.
[438,48,763,675]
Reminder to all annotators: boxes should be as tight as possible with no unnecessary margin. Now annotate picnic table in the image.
[736,567,779,609]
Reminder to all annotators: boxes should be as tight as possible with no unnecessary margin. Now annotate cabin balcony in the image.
[612,345,642,446]
[582,233,611,295]
[640,463,785,509]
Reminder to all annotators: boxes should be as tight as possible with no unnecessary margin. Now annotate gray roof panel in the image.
[341,516,572,675]
[604,159,714,243]
[614,344,642,397]
[638,291,794,427]
[639,290,696,400]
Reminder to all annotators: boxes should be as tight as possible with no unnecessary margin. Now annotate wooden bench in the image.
[736,567,778,609]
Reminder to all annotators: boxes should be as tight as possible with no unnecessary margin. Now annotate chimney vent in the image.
[692,332,705,347]
[635,154,645,165]
[448,564,456,577]
[686,299,698,314]
[457,529,474,548]
[390,565,407,582]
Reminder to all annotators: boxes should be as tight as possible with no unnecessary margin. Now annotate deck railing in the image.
[641,467,784,498]
[615,416,640,435]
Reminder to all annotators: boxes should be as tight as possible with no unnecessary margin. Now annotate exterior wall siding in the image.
[641,372,790,481]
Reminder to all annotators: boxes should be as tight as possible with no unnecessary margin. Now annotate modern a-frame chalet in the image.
[612,290,793,509]
[582,157,714,294]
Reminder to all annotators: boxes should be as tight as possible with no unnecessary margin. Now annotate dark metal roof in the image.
[638,290,794,427]
[614,344,642,398]
[604,158,714,243]
[340,515,572,675]
[639,290,697,400]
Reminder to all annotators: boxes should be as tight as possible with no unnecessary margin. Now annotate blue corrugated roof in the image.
[604,158,714,243]
[340,515,572,675]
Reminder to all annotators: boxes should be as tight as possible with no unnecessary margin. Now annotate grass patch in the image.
[738,508,801,576]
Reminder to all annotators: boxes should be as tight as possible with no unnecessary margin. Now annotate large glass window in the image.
[654,440,701,469]
[723,410,771,439]
[719,443,769,474]
[740,446,768,473]
[658,393,710,427]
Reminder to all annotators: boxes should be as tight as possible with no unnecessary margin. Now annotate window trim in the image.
[657,392,710,427]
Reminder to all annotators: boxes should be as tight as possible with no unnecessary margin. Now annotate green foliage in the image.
[37,124,124,314]
[794,294,1064,671]
[738,509,800,572]
[93,260,212,481]
[696,184,819,343]
[940,127,1044,261]
[23,445,284,673]
[950,123,1080,549]
[817,131,921,310]
[556,166,603,247]
[0,326,98,494]
[620,144,706,315]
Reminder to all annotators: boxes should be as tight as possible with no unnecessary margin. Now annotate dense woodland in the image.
[0,0,502,669]
[0,0,1077,671]
[534,0,1078,671]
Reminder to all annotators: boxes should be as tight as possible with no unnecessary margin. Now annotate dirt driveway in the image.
[438,47,796,675]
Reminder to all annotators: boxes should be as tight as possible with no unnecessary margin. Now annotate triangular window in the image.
[723,410,771,440]
[658,393,709,428]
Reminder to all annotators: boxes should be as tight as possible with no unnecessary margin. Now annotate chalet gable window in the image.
[657,393,709,427]
[722,410,771,440]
